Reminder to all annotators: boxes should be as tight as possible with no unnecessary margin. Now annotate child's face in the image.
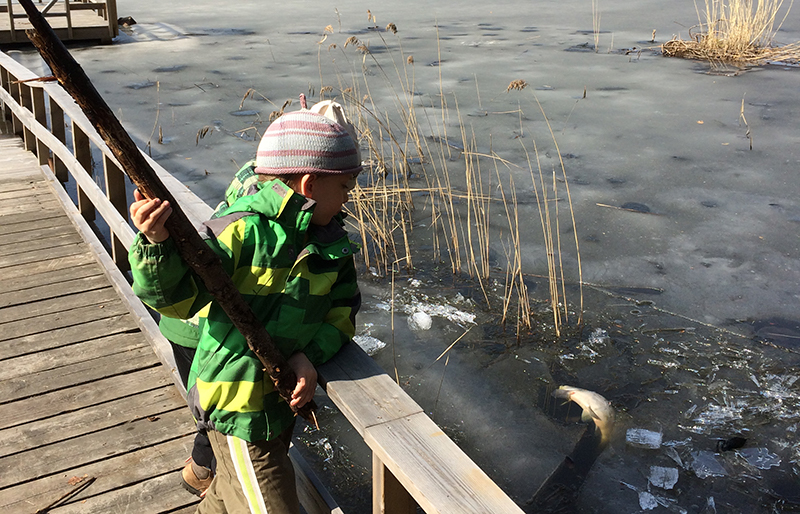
[302,173,358,226]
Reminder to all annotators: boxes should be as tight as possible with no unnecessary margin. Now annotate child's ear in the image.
[298,174,316,198]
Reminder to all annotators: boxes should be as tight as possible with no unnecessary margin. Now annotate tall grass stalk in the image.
[663,0,800,66]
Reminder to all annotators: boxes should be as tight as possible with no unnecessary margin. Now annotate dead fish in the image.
[553,385,615,444]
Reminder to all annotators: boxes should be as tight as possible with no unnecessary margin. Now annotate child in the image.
[159,158,264,497]
[129,107,362,513]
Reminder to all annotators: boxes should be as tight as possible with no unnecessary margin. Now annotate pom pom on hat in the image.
[255,109,362,176]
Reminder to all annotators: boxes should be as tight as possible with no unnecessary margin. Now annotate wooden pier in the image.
[1,49,531,514]
[0,132,200,513]
[1,0,118,45]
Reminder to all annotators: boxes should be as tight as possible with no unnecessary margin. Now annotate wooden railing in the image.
[0,50,525,514]
[2,0,118,44]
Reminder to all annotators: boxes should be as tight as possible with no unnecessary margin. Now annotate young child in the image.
[159,158,264,497]
[129,107,362,513]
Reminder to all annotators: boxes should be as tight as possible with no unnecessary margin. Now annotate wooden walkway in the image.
[1,0,118,45]
[0,133,200,513]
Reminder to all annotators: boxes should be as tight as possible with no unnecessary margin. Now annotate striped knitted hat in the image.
[255,110,362,175]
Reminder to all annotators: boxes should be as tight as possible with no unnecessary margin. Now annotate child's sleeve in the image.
[128,232,216,319]
[302,257,361,366]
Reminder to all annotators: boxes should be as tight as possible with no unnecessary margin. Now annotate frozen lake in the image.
[7,0,800,511]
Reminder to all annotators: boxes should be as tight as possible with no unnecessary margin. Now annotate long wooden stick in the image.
[18,0,315,423]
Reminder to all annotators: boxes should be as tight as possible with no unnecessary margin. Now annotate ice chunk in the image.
[639,491,658,510]
[408,311,433,331]
[627,428,663,449]
[353,335,386,356]
[690,451,727,479]
[737,447,781,469]
[648,466,679,489]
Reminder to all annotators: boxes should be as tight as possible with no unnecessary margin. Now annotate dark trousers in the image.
[170,342,216,471]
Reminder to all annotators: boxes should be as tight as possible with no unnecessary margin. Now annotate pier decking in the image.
[1,0,118,45]
[0,133,199,513]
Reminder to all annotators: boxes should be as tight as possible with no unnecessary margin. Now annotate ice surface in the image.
[737,447,781,469]
[648,466,679,490]
[626,428,663,449]
[353,335,386,356]
[639,491,658,510]
[690,451,728,479]
[408,311,433,331]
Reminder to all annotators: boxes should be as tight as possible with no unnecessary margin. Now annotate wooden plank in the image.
[0,310,134,361]
[0,286,119,324]
[318,342,423,436]
[0,206,68,232]
[0,385,186,456]
[0,251,96,282]
[0,299,131,342]
[0,195,60,216]
[47,470,199,514]
[0,407,193,489]
[0,231,83,259]
[1,262,99,294]
[0,344,158,402]
[0,365,170,427]
[373,453,416,514]
[0,435,195,513]
[0,273,110,309]
[364,413,524,514]
[0,239,86,269]
[0,331,149,381]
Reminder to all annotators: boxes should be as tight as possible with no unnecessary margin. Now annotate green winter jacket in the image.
[158,161,262,348]
[130,178,360,442]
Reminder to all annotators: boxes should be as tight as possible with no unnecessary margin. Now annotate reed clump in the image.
[307,19,583,336]
[663,0,800,66]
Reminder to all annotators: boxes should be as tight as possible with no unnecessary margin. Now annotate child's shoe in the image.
[180,459,213,497]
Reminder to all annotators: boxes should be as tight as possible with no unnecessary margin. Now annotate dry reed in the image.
[663,0,800,66]
[308,18,583,337]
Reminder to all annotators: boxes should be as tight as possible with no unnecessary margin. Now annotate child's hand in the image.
[287,352,317,409]
[130,189,172,243]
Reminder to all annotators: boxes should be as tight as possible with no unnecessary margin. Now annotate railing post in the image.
[19,82,37,152]
[103,154,130,271]
[72,121,96,221]
[7,73,23,135]
[0,65,10,122]
[372,453,416,514]
[7,0,17,44]
[49,97,69,183]
[31,85,49,165]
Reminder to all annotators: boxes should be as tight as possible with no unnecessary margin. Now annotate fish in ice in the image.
[553,385,615,444]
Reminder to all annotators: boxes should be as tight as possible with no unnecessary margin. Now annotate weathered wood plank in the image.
[0,251,96,282]
[0,299,131,342]
[0,231,82,258]
[0,211,72,237]
[0,201,66,222]
[1,262,101,296]
[0,436,195,513]
[0,366,170,428]
[46,470,200,514]
[0,194,59,216]
[0,240,87,270]
[0,385,187,457]
[319,341,423,436]
[0,331,149,381]
[0,407,193,489]
[0,286,120,324]
[0,221,79,250]
[0,344,159,402]
[0,273,110,309]
[364,413,524,514]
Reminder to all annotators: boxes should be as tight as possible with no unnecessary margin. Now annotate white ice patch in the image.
[353,335,387,356]
[690,451,727,479]
[408,311,433,331]
[737,447,781,469]
[639,491,658,510]
[626,428,663,449]
[648,466,679,489]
